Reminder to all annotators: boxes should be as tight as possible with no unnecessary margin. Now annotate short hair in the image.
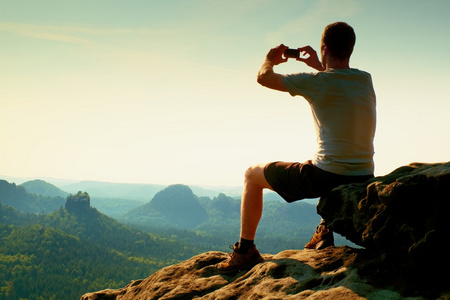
[322,22,356,60]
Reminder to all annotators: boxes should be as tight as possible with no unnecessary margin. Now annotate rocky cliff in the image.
[81,162,450,300]
[318,161,450,294]
[65,191,91,213]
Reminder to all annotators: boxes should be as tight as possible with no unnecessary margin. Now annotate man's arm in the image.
[257,44,325,91]
[257,44,288,92]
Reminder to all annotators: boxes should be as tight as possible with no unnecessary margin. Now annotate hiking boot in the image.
[216,242,264,274]
[304,225,334,250]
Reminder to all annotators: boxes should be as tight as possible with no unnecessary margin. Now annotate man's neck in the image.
[325,58,350,70]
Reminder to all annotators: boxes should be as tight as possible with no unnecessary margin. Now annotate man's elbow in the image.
[256,72,270,87]
[256,72,287,92]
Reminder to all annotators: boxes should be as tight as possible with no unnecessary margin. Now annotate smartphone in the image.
[284,49,300,59]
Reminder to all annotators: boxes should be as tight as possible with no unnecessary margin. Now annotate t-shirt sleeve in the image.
[282,73,322,103]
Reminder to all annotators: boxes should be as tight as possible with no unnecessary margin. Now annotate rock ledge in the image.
[82,246,431,300]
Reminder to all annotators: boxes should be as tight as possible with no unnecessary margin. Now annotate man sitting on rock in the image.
[216,22,376,274]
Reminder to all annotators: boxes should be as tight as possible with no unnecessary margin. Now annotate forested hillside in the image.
[0,223,158,299]
[0,189,207,300]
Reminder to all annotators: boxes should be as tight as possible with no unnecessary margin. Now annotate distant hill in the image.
[59,180,242,200]
[10,178,248,218]
[120,184,328,253]
[125,184,208,229]
[59,181,167,201]
[18,178,147,217]
[0,180,65,213]
[20,179,69,198]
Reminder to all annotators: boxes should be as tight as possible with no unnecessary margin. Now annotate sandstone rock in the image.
[82,246,427,300]
[317,161,450,290]
[65,191,91,213]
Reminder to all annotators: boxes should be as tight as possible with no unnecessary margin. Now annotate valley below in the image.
[0,178,330,300]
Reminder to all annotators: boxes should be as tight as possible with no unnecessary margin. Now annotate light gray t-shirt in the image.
[282,68,376,176]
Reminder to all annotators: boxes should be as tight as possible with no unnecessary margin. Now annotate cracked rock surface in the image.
[81,246,428,300]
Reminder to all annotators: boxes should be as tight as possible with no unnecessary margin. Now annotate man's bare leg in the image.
[240,163,273,241]
[215,163,273,273]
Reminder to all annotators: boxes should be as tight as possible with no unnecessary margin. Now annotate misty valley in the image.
[0,178,352,299]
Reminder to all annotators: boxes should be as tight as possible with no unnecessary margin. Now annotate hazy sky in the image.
[1,0,449,186]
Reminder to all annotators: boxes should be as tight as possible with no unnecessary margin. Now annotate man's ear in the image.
[321,44,328,56]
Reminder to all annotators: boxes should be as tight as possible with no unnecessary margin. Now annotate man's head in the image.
[321,22,356,61]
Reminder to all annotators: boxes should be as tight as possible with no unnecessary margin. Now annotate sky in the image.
[1,0,449,187]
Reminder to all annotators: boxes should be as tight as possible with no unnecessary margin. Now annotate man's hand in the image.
[265,44,289,66]
[297,46,325,71]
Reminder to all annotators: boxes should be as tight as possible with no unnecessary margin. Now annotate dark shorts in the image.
[263,160,373,203]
